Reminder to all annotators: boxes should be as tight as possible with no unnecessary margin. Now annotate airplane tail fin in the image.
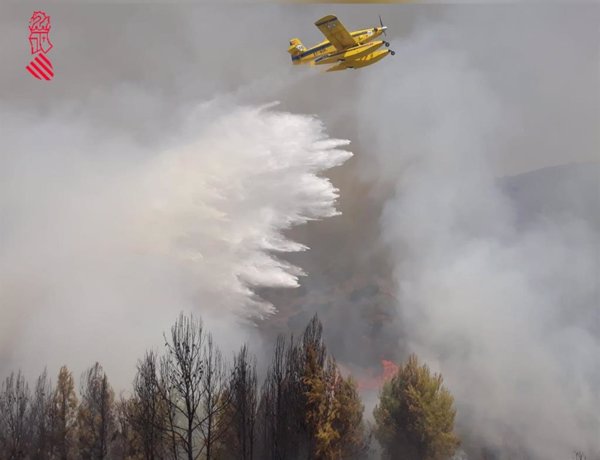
[288,38,306,60]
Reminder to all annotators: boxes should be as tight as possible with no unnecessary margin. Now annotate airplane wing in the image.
[315,15,357,51]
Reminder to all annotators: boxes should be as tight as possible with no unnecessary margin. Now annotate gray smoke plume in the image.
[355,8,600,459]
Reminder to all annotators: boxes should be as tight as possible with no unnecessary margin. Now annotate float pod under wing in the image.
[326,49,393,72]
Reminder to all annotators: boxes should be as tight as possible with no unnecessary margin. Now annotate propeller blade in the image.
[379,15,387,36]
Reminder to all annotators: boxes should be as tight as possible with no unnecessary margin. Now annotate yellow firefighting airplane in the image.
[288,15,394,72]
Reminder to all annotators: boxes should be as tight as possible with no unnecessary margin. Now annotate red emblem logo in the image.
[26,11,54,81]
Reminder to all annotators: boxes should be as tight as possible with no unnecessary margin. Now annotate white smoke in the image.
[357,24,599,459]
[0,102,351,389]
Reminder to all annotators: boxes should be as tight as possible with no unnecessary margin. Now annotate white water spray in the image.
[0,103,351,388]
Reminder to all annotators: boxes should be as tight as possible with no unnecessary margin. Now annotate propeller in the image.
[379,15,387,37]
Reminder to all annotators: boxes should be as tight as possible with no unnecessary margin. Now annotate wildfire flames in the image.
[355,359,400,391]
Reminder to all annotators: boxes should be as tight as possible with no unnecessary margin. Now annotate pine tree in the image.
[304,355,338,459]
[29,369,53,459]
[200,334,231,460]
[77,362,116,459]
[0,371,31,458]
[373,354,460,460]
[126,351,167,459]
[220,345,258,460]
[160,313,206,460]
[329,365,367,459]
[51,366,78,460]
[254,315,367,460]
[304,356,367,460]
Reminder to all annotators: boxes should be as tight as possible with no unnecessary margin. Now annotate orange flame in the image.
[356,359,399,390]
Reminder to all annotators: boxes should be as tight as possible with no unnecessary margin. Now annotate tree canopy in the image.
[374,354,459,460]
